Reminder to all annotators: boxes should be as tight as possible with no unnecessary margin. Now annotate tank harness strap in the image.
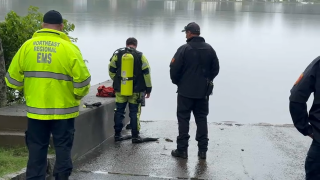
[122,77,134,81]
[110,47,126,62]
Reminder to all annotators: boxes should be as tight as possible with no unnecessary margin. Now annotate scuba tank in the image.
[120,49,134,96]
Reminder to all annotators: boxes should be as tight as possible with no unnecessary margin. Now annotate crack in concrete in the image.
[240,155,254,180]
[75,170,208,180]
[140,121,294,127]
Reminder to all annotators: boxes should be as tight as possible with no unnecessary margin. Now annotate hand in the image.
[308,134,314,139]
[145,93,150,98]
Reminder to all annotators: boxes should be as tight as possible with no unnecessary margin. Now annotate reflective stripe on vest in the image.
[6,72,23,86]
[74,76,91,88]
[27,106,79,115]
[24,71,72,81]
[24,71,91,88]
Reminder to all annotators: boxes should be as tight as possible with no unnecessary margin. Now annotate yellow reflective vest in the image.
[5,28,91,120]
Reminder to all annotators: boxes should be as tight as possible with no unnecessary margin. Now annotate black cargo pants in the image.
[176,94,209,152]
[25,118,75,180]
[305,139,320,180]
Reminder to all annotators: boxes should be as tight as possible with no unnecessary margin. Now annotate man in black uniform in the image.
[169,22,220,159]
[289,56,320,180]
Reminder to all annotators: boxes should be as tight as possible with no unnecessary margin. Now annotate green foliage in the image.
[0,146,28,178]
[0,6,77,105]
[6,88,24,105]
[0,146,55,178]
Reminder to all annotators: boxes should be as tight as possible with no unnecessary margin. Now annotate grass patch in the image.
[0,146,28,177]
[0,146,55,178]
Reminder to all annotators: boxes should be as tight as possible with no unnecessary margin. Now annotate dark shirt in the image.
[289,56,320,142]
[169,36,220,99]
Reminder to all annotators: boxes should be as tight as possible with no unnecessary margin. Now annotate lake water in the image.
[1,0,320,124]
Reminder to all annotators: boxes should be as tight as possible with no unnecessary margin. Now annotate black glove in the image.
[84,102,102,108]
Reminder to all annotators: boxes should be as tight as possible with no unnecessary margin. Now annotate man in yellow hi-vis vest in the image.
[5,10,91,180]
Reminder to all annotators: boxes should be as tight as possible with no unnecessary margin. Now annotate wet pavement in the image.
[69,121,311,180]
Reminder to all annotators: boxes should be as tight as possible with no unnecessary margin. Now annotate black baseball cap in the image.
[182,22,200,33]
[43,10,63,24]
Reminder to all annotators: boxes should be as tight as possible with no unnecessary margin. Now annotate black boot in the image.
[132,135,143,144]
[115,133,132,142]
[114,133,122,142]
[198,151,206,159]
[55,173,70,180]
[126,123,132,129]
[171,149,188,159]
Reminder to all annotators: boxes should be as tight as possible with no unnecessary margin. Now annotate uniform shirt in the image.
[170,36,219,99]
[289,56,320,142]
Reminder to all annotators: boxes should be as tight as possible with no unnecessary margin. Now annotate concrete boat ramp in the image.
[68,121,310,180]
[0,81,310,180]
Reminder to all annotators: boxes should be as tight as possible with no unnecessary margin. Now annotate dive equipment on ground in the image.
[114,134,132,142]
[140,137,158,142]
[96,86,115,97]
[115,134,159,143]
[132,136,159,143]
